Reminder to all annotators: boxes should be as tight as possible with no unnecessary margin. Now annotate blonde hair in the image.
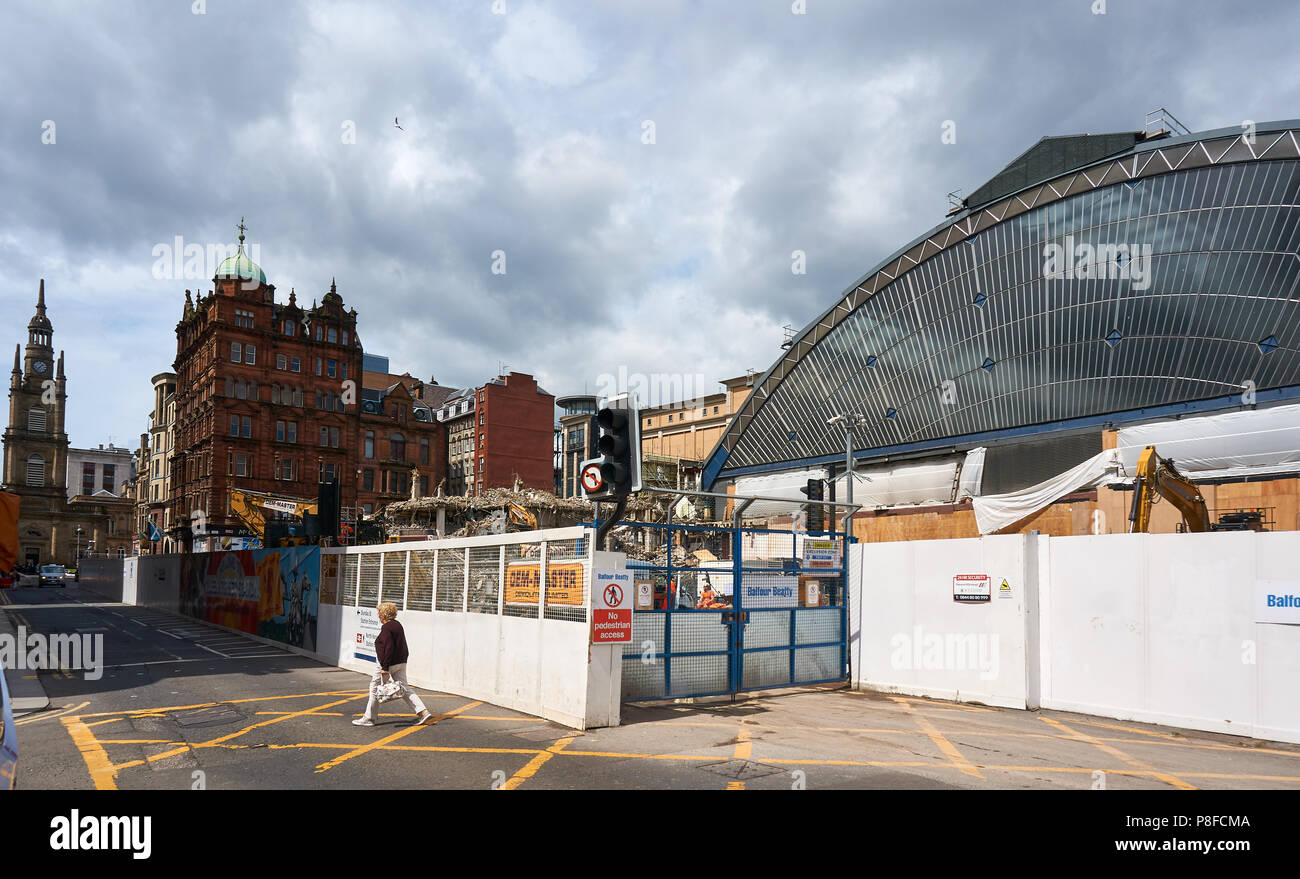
[377,602,398,622]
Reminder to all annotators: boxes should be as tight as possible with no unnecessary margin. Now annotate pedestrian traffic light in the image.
[800,478,824,533]
[583,394,641,501]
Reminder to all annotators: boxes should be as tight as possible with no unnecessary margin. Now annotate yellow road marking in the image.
[113,696,366,772]
[1040,716,1196,790]
[728,727,752,790]
[315,700,482,774]
[15,701,91,726]
[891,697,983,778]
[73,691,370,718]
[502,732,579,790]
[62,716,120,791]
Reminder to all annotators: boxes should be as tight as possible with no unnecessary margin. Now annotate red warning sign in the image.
[581,463,604,494]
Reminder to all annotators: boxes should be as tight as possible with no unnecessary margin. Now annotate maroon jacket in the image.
[374,619,409,671]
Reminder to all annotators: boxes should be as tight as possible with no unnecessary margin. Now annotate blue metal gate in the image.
[617,521,852,701]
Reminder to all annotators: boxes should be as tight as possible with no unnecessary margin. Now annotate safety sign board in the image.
[592,552,632,643]
[997,578,1013,599]
[354,607,382,661]
[581,462,604,494]
[801,538,842,577]
[953,574,992,602]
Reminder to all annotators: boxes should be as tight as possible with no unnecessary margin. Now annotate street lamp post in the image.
[826,414,868,506]
[75,526,83,563]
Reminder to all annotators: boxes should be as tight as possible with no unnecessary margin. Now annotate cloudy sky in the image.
[1,0,1298,450]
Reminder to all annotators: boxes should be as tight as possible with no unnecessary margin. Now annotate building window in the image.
[291,357,301,373]
[235,380,247,400]
[292,387,303,407]
[330,426,339,448]
[319,426,328,447]
[342,331,349,346]
[714,406,719,414]
[420,437,429,465]
[241,416,252,438]
[248,381,257,401]
[283,319,294,336]
[315,357,322,376]
[390,433,405,461]
[230,415,239,436]
[315,325,324,341]
[419,475,429,496]
[245,344,256,364]
[327,359,337,378]
[277,354,287,370]
[235,308,255,328]
[231,342,242,362]
[27,406,46,433]
[327,327,337,343]
[234,454,249,477]
[363,469,374,491]
[362,502,373,516]
[102,464,115,493]
[82,462,95,495]
[364,431,374,459]
[668,415,673,422]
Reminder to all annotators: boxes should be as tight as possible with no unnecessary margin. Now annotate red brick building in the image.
[357,369,448,516]
[435,372,555,496]
[168,230,363,549]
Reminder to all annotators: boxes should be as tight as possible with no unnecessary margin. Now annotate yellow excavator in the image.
[1127,445,1211,533]
[229,488,319,547]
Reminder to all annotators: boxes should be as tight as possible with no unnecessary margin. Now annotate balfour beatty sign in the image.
[591,551,632,644]
[1256,580,1300,625]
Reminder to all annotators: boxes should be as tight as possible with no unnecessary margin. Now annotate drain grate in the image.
[696,759,785,781]
[173,704,244,729]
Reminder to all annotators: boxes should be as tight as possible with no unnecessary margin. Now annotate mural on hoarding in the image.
[178,547,320,651]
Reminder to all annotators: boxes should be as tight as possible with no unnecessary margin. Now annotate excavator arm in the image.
[1128,446,1211,533]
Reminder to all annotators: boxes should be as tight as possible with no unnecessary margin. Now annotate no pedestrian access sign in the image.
[581,462,604,495]
[591,553,632,644]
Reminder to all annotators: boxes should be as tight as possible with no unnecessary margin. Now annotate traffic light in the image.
[800,478,824,533]
[581,394,641,501]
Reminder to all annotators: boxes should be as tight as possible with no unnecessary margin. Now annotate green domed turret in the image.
[215,218,266,283]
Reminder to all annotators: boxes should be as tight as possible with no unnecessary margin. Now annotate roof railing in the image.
[1144,107,1190,138]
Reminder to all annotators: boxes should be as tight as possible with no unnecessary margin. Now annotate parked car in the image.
[39,564,67,587]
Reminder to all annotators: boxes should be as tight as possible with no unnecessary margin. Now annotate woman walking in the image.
[353,602,433,726]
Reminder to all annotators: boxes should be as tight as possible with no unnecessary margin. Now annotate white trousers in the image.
[362,662,428,720]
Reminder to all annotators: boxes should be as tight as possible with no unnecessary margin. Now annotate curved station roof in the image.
[704,120,1300,487]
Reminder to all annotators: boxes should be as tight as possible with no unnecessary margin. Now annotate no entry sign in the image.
[591,552,632,644]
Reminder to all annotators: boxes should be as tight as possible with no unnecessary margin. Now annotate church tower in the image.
[3,279,72,563]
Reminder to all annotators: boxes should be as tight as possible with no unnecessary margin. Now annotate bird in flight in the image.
[394,117,404,131]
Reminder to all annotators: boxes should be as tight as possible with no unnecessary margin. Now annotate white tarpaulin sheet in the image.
[1115,404,1300,479]
[973,449,1123,535]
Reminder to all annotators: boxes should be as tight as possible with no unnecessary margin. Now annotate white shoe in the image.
[352,717,376,727]
[412,710,433,726]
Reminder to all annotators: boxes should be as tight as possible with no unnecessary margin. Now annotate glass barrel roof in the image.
[708,149,1300,483]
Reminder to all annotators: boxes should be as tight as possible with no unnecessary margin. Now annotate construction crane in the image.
[1127,445,1210,533]
[229,488,319,547]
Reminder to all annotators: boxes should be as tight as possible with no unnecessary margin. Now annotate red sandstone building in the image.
[167,229,363,549]
[435,372,555,496]
[357,364,451,516]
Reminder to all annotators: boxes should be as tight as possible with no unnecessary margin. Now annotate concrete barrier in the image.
[77,557,124,601]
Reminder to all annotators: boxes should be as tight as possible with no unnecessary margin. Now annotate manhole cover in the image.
[173,705,244,729]
[696,759,785,781]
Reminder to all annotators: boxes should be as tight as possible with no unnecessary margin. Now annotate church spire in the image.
[11,344,18,374]
[57,350,65,380]
[36,278,46,316]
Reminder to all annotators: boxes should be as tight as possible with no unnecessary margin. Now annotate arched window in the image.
[27,406,47,433]
[390,433,405,461]
[25,454,45,486]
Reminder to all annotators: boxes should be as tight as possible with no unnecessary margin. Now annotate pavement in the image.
[6,583,1300,790]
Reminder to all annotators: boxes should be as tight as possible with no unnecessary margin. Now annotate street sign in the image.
[591,551,632,643]
[580,461,604,495]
